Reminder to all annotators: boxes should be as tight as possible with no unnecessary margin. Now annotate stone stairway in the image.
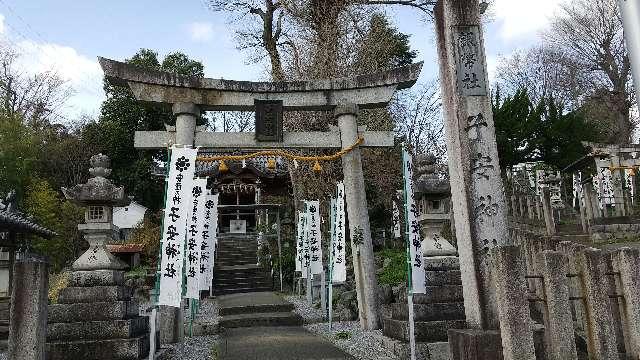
[0,297,9,350]
[383,256,466,343]
[218,292,303,329]
[214,234,272,296]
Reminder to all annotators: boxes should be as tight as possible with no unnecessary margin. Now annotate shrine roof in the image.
[99,57,423,110]
[0,210,56,238]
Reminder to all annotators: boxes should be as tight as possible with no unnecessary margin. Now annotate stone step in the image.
[220,312,303,328]
[0,300,10,312]
[0,309,9,321]
[383,318,466,343]
[391,302,465,322]
[413,285,464,304]
[47,334,150,360]
[214,287,272,296]
[49,301,139,323]
[217,259,258,266]
[219,303,294,316]
[215,279,272,288]
[47,317,148,341]
[214,272,271,281]
[58,286,133,304]
[425,270,462,286]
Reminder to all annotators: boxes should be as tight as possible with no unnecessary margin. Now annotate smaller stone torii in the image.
[100,57,423,330]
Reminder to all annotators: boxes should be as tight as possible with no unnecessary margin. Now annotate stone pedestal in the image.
[46,270,149,360]
[383,256,466,353]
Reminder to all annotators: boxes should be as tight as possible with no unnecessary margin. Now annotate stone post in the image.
[435,0,509,331]
[8,256,49,360]
[526,195,534,220]
[613,248,640,358]
[576,248,617,359]
[541,188,556,236]
[336,104,379,330]
[490,246,536,360]
[610,155,627,217]
[511,194,518,217]
[536,251,577,360]
[518,195,526,220]
[173,102,199,147]
[583,181,599,222]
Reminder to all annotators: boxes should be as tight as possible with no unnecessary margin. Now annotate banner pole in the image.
[402,146,417,360]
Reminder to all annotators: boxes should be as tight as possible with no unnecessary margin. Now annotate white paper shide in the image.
[159,147,197,307]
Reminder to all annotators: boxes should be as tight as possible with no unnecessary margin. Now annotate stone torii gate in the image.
[99,57,423,330]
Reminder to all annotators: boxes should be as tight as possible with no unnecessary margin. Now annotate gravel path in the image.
[285,294,399,360]
[284,295,325,323]
[185,298,219,324]
[158,335,220,360]
[305,322,398,360]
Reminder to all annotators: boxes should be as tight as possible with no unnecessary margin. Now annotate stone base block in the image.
[426,270,462,286]
[382,337,452,360]
[447,329,503,360]
[425,256,460,271]
[392,302,465,322]
[414,286,464,304]
[70,270,125,287]
[383,318,466,342]
[47,334,150,360]
[47,317,148,341]
[49,301,138,323]
[58,286,132,304]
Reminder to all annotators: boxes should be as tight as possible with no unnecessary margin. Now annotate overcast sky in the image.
[1,0,566,123]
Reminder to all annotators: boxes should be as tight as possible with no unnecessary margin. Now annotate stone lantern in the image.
[62,154,129,270]
[48,154,150,359]
[414,154,457,257]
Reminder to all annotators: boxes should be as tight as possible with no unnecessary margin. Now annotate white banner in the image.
[332,183,347,282]
[393,199,401,238]
[200,194,218,291]
[403,148,426,294]
[186,179,207,299]
[300,204,311,277]
[295,211,304,272]
[307,200,323,275]
[159,147,198,307]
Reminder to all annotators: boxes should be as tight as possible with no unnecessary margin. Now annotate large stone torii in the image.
[100,57,423,330]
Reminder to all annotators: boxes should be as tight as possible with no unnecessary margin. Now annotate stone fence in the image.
[491,233,640,359]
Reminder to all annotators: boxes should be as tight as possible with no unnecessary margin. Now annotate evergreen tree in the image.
[493,88,601,170]
[85,49,205,211]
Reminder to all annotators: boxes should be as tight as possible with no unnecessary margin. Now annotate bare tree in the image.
[206,111,256,132]
[496,46,592,110]
[0,44,73,123]
[392,81,444,157]
[544,0,634,142]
